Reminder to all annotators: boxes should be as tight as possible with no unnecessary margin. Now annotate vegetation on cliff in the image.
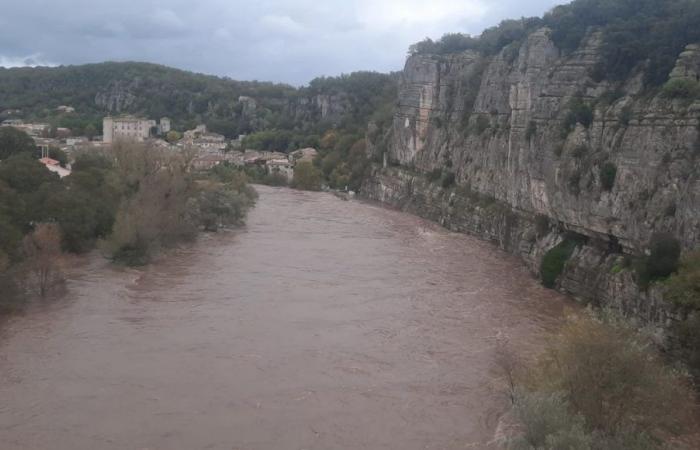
[409,0,700,89]
[665,252,700,380]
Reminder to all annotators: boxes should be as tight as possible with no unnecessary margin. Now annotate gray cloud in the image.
[1,0,562,85]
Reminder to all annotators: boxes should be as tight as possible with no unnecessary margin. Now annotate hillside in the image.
[0,62,397,139]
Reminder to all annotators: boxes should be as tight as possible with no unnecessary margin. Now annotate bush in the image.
[471,115,490,135]
[647,233,681,279]
[426,168,442,183]
[568,171,582,196]
[571,144,588,158]
[540,237,580,288]
[441,171,456,189]
[618,105,633,126]
[661,78,700,99]
[561,98,593,135]
[525,121,537,141]
[535,214,550,238]
[664,251,700,379]
[599,162,617,191]
[508,313,695,449]
[508,391,592,450]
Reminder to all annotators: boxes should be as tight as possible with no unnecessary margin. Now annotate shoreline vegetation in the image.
[497,309,698,449]
[0,135,256,313]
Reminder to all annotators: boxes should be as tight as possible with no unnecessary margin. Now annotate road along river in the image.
[0,185,572,449]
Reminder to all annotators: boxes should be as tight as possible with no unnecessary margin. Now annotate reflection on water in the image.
[0,186,571,449]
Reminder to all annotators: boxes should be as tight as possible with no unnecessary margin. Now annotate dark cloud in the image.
[0,0,562,85]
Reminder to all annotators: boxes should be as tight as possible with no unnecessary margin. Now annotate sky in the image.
[0,0,563,85]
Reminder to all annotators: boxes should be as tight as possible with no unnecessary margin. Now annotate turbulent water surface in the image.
[0,186,571,449]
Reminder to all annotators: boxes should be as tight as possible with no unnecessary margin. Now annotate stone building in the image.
[103,116,169,143]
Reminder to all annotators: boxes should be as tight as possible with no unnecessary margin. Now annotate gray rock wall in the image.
[364,28,700,328]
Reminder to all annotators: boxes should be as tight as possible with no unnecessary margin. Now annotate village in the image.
[1,107,318,182]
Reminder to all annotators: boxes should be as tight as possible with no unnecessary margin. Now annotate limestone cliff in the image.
[364,28,700,326]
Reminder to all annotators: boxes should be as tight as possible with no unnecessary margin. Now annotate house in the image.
[38,148,71,178]
[56,128,71,139]
[56,105,75,113]
[182,124,227,153]
[192,153,226,171]
[66,137,89,147]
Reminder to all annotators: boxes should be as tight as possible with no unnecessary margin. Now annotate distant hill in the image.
[0,62,397,139]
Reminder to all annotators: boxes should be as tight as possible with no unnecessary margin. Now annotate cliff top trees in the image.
[408,0,700,89]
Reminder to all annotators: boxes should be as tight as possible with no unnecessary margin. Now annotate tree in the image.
[84,124,97,140]
[291,161,322,191]
[22,223,64,297]
[0,153,60,194]
[195,181,255,231]
[0,127,36,160]
[104,142,199,265]
[166,130,182,143]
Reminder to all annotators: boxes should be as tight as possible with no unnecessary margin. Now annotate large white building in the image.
[102,116,170,143]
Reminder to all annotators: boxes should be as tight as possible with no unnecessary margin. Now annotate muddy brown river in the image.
[0,186,571,449]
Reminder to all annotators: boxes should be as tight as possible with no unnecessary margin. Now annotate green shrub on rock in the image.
[647,233,681,279]
[661,78,700,99]
[540,237,581,288]
[599,162,617,191]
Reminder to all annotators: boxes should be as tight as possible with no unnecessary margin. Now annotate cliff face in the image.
[364,28,700,325]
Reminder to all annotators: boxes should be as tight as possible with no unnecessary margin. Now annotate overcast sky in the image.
[0,0,563,85]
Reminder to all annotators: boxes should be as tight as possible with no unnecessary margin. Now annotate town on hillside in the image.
[0,111,318,182]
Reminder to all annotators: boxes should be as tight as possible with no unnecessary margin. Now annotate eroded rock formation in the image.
[364,29,700,326]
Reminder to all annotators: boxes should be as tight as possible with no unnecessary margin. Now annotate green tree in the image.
[291,161,322,191]
[166,130,182,143]
[0,127,35,160]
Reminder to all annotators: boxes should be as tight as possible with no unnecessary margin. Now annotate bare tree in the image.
[494,336,521,406]
[22,223,64,297]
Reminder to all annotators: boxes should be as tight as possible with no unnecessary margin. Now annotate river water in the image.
[0,186,571,449]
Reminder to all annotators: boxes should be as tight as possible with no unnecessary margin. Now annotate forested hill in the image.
[0,62,397,139]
